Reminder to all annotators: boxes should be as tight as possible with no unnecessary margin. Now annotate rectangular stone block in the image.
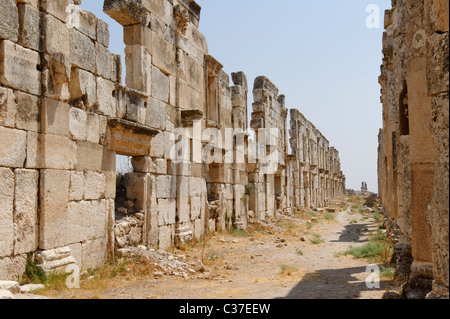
[69,171,84,201]
[0,40,41,95]
[0,168,14,257]
[81,237,107,271]
[69,28,96,73]
[0,126,27,168]
[151,32,176,75]
[18,3,40,51]
[97,19,110,47]
[76,141,115,172]
[84,172,106,200]
[156,175,176,199]
[193,219,203,240]
[13,169,39,255]
[69,6,97,40]
[151,66,169,102]
[190,196,202,221]
[39,169,70,249]
[69,68,97,110]
[85,112,100,144]
[42,13,70,56]
[96,43,112,80]
[69,107,87,141]
[146,97,166,130]
[125,173,149,211]
[15,91,40,132]
[67,200,107,245]
[158,198,176,226]
[104,171,116,199]
[25,131,41,169]
[42,134,77,170]
[41,0,72,22]
[158,225,173,250]
[96,77,117,117]
[0,87,15,128]
[0,0,19,42]
[41,98,70,137]
[125,44,152,94]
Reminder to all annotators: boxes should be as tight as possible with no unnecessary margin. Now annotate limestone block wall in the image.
[0,0,346,280]
[378,0,449,299]
[289,110,345,210]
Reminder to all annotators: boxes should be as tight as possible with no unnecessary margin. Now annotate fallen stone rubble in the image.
[117,247,210,280]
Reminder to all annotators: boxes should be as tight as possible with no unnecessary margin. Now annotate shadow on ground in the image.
[330,222,375,244]
[277,266,390,299]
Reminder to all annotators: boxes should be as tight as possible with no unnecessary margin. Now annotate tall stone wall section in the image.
[378,0,449,299]
[0,0,345,279]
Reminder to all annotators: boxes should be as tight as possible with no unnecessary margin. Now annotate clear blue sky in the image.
[80,0,391,193]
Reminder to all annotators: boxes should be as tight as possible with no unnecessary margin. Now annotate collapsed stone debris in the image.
[0,0,345,280]
[378,0,449,299]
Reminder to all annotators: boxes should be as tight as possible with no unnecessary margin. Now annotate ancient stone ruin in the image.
[378,0,448,299]
[0,0,345,279]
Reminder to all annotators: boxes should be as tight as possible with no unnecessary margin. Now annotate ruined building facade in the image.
[0,0,345,279]
[378,0,449,299]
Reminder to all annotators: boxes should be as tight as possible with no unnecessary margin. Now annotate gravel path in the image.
[99,203,390,299]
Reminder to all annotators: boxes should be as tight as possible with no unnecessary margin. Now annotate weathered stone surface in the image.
[0,87,15,128]
[41,134,77,170]
[18,3,40,51]
[36,246,77,273]
[158,198,176,226]
[97,19,110,47]
[14,169,39,255]
[41,98,71,137]
[81,237,107,271]
[41,0,72,22]
[0,280,20,293]
[0,126,27,168]
[39,170,70,249]
[20,284,45,294]
[69,28,96,73]
[156,175,176,199]
[84,172,106,200]
[96,77,117,117]
[42,13,70,56]
[69,107,87,141]
[15,92,40,132]
[69,171,84,201]
[67,200,107,244]
[0,168,14,257]
[0,40,41,95]
[0,254,27,280]
[69,68,97,110]
[0,0,19,42]
[0,289,14,299]
[152,66,170,102]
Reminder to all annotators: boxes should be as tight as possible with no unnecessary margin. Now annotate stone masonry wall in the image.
[378,0,449,299]
[0,0,345,279]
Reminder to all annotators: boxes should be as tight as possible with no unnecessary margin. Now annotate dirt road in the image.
[98,199,391,299]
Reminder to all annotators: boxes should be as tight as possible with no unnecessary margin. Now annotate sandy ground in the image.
[26,197,395,300]
[96,199,392,300]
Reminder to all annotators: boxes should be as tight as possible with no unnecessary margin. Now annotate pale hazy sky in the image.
[80,0,391,192]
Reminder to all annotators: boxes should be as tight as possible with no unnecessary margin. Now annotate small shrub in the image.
[21,252,47,285]
[310,234,325,245]
[232,228,250,237]
[280,265,299,276]
[208,250,220,261]
[324,213,335,220]
[296,249,304,256]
